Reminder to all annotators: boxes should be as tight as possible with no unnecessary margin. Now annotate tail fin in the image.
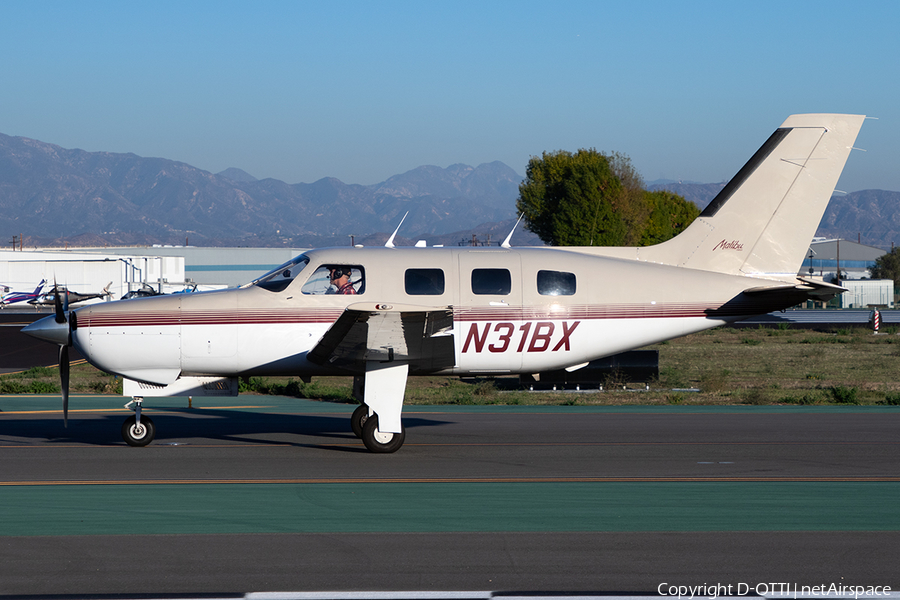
[632,114,865,279]
[33,279,46,295]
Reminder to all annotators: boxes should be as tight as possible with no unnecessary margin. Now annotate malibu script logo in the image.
[713,239,744,251]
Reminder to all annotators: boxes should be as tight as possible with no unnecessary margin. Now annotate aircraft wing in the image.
[308,302,455,373]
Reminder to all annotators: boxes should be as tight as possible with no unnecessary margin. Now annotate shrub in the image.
[0,379,28,394]
[741,389,771,405]
[779,393,821,405]
[239,376,268,393]
[666,394,684,405]
[829,386,859,404]
[882,392,900,405]
[21,366,55,378]
[473,379,497,397]
[27,380,60,394]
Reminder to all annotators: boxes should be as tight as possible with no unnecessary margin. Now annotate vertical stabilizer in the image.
[626,114,865,279]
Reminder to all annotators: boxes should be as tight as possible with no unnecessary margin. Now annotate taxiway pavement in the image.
[0,397,898,595]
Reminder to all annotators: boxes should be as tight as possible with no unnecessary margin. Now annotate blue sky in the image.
[1,1,898,192]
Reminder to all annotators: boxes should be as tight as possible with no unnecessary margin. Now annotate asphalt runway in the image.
[0,396,898,597]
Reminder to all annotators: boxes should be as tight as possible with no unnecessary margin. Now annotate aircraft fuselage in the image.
[70,245,799,385]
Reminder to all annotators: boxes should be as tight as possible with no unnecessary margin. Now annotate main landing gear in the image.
[350,371,407,453]
[350,406,406,453]
[350,404,406,453]
[122,398,155,447]
[350,404,369,438]
[348,363,408,453]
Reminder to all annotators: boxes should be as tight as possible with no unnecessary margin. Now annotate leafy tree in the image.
[516,148,696,247]
[517,149,625,246]
[870,247,900,286]
[607,151,651,245]
[639,190,701,245]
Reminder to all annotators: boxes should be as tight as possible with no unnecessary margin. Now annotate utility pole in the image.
[9,235,18,251]
[835,239,841,285]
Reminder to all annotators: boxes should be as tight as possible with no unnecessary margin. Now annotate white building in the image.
[838,279,894,309]
[0,249,186,303]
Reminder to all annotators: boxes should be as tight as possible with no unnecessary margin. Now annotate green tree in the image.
[516,149,625,246]
[516,148,697,247]
[870,247,900,286]
[639,190,701,245]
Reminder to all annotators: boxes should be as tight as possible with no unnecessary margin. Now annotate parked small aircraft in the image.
[28,283,113,307]
[120,283,161,300]
[0,280,46,307]
[22,114,866,452]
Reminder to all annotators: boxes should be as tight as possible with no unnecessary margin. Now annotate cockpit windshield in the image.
[251,255,310,292]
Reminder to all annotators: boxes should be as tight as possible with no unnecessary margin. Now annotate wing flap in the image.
[308,304,454,373]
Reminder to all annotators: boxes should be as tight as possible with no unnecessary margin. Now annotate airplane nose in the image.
[22,314,71,346]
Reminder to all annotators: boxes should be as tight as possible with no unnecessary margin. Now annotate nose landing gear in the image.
[122,397,155,447]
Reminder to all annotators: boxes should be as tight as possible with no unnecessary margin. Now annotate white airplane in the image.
[22,113,866,453]
[0,279,46,307]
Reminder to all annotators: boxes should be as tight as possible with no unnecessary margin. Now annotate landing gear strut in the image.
[353,362,408,453]
[122,397,155,447]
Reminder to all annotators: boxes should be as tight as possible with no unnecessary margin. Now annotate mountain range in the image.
[648,181,900,249]
[0,133,537,247]
[1,132,897,249]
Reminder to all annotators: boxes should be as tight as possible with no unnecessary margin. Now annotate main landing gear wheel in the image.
[122,415,156,447]
[361,415,405,453]
[351,404,369,438]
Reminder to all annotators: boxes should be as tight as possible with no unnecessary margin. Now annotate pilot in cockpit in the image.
[297,264,365,295]
[327,266,357,295]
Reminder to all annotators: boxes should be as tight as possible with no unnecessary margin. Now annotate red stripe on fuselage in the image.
[79,301,747,330]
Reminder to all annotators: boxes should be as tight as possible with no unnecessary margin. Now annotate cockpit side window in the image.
[471,268,511,295]
[301,265,365,295]
[537,270,576,296]
[253,255,310,293]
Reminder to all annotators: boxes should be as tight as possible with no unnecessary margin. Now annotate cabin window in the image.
[253,255,310,293]
[471,268,511,295]
[537,270,576,296]
[405,269,445,295]
[301,265,365,295]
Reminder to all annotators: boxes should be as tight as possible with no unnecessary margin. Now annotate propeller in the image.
[60,345,69,427]
[20,281,76,427]
[52,281,72,426]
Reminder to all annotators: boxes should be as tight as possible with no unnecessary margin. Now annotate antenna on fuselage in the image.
[384,211,409,248]
[501,215,523,249]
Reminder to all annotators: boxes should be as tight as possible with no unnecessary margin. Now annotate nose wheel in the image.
[122,398,156,447]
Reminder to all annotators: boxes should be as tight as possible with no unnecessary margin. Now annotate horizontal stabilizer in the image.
[742,277,846,302]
